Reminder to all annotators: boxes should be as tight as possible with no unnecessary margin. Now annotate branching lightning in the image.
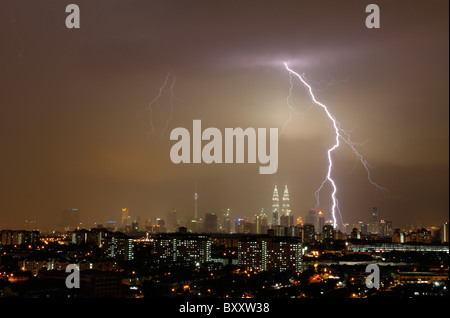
[283,62,385,229]
[141,72,177,138]
[280,72,296,136]
[280,72,313,137]
[303,75,350,93]
[160,75,176,138]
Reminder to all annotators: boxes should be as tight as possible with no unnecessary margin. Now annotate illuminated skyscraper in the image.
[153,233,212,264]
[194,192,198,220]
[379,219,393,237]
[0,230,39,245]
[442,221,449,243]
[101,232,134,261]
[145,218,152,231]
[282,185,291,216]
[224,209,232,234]
[371,205,380,234]
[302,224,315,243]
[121,208,130,227]
[235,218,245,234]
[256,209,268,234]
[272,185,280,226]
[392,228,405,243]
[317,211,325,234]
[238,237,302,272]
[131,219,139,232]
[322,224,335,242]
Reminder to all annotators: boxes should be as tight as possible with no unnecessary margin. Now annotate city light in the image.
[0,1,447,305]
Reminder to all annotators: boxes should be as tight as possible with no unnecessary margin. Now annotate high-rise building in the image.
[256,209,268,234]
[145,218,152,231]
[194,190,199,220]
[322,225,335,242]
[442,221,449,243]
[352,222,362,232]
[342,223,351,234]
[153,232,211,265]
[238,238,267,272]
[279,214,294,227]
[304,210,316,227]
[102,220,117,232]
[243,220,256,234]
[392,228,405,243]
[267,239,302,272]
[121,208,130,227]
[131,219,139,232]
[317,211,325,234]
[101,232,134,261]
[62,208,80,231]
[361,222,369,234]
[371,205,379,234]
[353,221,368,234]
[235,218,245,234]
[155,218,166,233]
[379,220,393,237]
[71,228,111,246]
[273,225,286,237]
[224,209,232,234]
[272,185,280,226]
[0,230,39,245]
[167,209,179,232]
[429,226,441,243]
[351,228,361,240]
[302,224,315,243]
[282,185,291,216]
[238,237,302,272]
[280,215,289,227]
[285,226,298,237]
[204,213,218,233]
[409,228,432,243]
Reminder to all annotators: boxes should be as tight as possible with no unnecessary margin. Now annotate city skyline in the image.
[0,1,448,233]
[12,178,450,234]
[17,186,447,235]
[0,0,448,305]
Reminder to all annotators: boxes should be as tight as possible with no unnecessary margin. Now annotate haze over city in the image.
[0,0,448,231]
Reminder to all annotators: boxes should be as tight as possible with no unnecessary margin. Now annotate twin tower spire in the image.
[272,185,291,226]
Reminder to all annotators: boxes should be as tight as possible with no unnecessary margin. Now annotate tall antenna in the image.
[194,182,198,220]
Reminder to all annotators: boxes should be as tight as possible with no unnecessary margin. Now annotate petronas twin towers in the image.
[272,185,291,226]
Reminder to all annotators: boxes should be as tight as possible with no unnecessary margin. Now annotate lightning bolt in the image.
[160,75,176,138]
[303,75,350,93]
[283,62,386,230]
[141,72,177,138]
[280,71,314,137]
[280,71,296,136]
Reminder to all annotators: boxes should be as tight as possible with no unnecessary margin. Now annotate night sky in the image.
[0,0,448,230]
